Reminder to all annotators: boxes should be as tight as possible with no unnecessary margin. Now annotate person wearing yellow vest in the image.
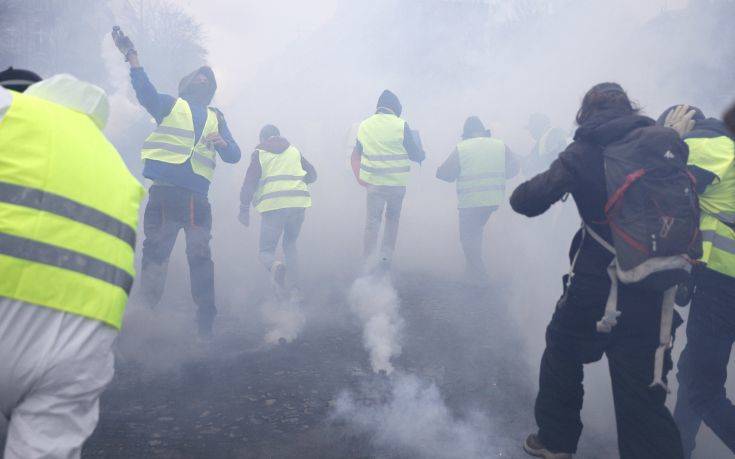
[0,74,143,458]
[113,27,241,339]
[350,90,425,272]
[656,106,735,458]
[239,125,317,293]
[436,116,519,281]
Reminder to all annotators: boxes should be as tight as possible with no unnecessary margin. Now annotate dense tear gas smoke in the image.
[348,275,405,374]
[261,297,306,344]
[332,372,495,459]
[101,34,146,143]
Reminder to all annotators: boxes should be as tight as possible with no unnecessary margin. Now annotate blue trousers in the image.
[674,267,735,458]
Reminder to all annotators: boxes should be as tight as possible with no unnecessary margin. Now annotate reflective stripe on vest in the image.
[141,98,219,182]
[0,91,143,329]
[254,146,312,213]
[687,135,735,277]
[357,114,410,186]
[456,137,506,208]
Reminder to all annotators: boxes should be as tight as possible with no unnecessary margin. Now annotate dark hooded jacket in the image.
[130,66,241,195]
[510,110,662,277]
[239,136,317,210]
[353,90,425,164]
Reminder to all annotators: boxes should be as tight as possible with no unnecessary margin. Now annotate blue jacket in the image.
[130,67,241,195]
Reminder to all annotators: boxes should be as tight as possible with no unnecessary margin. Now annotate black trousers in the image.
[535,273,683,458]
[140,185,215,328]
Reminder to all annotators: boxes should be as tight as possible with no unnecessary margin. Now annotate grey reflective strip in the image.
[154,125,195,139]
[458,172,505,181]
[360,164,410,175]
[141,141,192,155]
[457,184,505,194]
[0,232,133,293]
[702,230,735,254]
[0,181,136,249]
[254,190,311,205]
[259,175,305,185]
[362,153,409,162]
[192,153,216,169]
[715,211,735,225]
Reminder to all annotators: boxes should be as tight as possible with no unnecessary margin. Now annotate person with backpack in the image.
[239,125,317,296]
[436,116,519,282]
[511,82,693,459]
[658,105,735,458]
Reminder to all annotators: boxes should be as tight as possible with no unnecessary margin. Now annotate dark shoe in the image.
[523,434,572,458]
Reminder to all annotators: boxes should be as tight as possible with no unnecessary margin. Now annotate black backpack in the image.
[600,125,701,291]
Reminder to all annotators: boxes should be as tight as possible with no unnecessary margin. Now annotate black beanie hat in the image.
[0,67,42,92]
[377,89,402,116]
[462,116,490,139]
[259,124,280,142]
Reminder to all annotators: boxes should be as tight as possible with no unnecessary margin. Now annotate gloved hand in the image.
[238,206,250,227]
[664,105,696,137]
[112,26,137,61]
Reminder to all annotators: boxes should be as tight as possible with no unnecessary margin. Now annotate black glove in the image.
[112,26,136,61]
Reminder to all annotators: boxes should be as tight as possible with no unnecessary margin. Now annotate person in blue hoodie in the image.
[113,27,241,339]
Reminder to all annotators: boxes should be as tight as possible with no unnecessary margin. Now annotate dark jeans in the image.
[259,207,305,286]
[140,185,215,329]
[674,267,735,458]
[458,206,496,276]
[364,185,406,263]
[535,273,683,458]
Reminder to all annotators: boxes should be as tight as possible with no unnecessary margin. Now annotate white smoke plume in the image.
[348,275,405,374]
[332,372,496,459]
[261,297,306,345]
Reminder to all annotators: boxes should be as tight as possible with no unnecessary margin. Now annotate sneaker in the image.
[270,261,287,289]
[523,433,572,458]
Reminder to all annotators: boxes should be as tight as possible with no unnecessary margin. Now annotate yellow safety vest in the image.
[456,137,506,208]
[357,113,410,186]
[686,134,735,277]
[0,91,143,329]
[141,98,220,182]
[254,145,312,213]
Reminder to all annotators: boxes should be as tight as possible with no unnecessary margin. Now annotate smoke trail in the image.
[332,372,496,459]
[348,275,405,374]
[261,296,306,344]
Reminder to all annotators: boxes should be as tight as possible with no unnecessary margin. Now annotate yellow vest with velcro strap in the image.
[686,135,735,277]
[141,98,219,182]
[0,91,144,329]
[357,113,410,186]
[456,137,506,208]
[254,146,311,213]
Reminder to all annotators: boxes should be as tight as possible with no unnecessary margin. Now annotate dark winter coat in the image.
[510,110,660,277]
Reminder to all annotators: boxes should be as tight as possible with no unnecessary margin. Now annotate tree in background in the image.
[113,0,208,95]
[0,0,207,94]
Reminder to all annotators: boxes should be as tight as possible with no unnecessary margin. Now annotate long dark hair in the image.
[575,82,639,125]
